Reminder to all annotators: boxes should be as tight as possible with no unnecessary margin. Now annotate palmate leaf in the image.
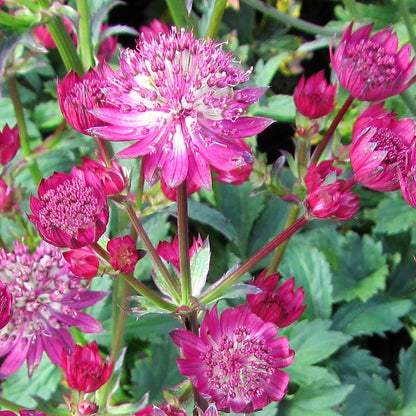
[399,341,416,407]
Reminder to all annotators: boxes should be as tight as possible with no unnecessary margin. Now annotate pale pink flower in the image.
[62,341,113,393]
[29,166,109,249]
[170,305,294,413]
[0,124,20,165]
[0,240,108,379]
[331,23,416,101]
[89,28,273,191]
[350,102,415,192]
[293,70,336,119]
[247,269,305,327]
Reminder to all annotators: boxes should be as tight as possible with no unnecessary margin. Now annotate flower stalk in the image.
[76,0,95,70]
[205,0,228,38]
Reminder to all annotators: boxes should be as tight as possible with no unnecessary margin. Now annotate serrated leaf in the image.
[190,238,210,296]
[332,297,412,336]
[399,341,416,407]
[254,53,289,86]
[280,239,333,319]
[33,101,64,130]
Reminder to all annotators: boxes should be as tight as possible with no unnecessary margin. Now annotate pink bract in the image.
[399,144,416,208]
[350,102,415,192]
[89,28,273,191]
[0,124,20,165]
[62,340,113,393]
[247,269,305,327]
[63,246,100,280]
[0,240,108,379]
[170,305,294,413]
[29,166,109,249]
[331,23,416,101]
[0,281,12,330]
[293,70,336,119]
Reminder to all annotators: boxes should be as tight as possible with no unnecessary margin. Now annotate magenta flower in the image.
[0,281,12,330]
[399,144,416,207]
[107,235,144,273]
[305,161,359,221]
[77,400,99,416]
[293,70,336,119]
[63,246,100,280]
[0,240,108,379]
[57,67,113,134]
[62,341,113,393]
[170,305,294,413]
[0,124,20,165]
[247,269,305,327]
[331,23,416,101]
[0,178,20,217]
[29,166,109,249]
[89,28,273,191]
[350,102,415,192]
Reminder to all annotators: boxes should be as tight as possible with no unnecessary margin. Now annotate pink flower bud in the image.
[293,70,336,119]
[0,178,20,216]
[0,125,20,165]
[63,246,99,280]
[107,235,144,273]
[78,400,99,416]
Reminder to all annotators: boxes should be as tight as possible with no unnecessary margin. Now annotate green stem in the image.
[95,138,112,167]
[310,94,354,165]
[205,0,228,38]
[0,396,26,413]
[177,181,192,305]
[400,89,416,117]
[397,0,416,52]
[120,198,181,302]
[166,0,191,28]
[200,215,309,304]
[267,204,301,274]
[342,0,361,21]
[90,242,177,311]
[241,0,338,36]
[37,0,84,75]
[136,160,145,209]
[6,76,42,184]
[77,0,95,70]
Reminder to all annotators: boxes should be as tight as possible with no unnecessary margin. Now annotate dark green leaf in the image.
[399,341,416,407]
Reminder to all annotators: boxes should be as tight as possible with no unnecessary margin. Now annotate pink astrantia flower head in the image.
[350,102,415,192]
[170,305,294,413]
[89,28,273,191]
[62,340,113,393]
[107,235,144,273]
[399,144,416,207]
[305,161,359,220]
[247,269,305,327]
[0,240,108,379]
[0,178,20,217]
[29,166,109,249]
[330,23,416,101]
[0,281,12,330]
[57,66,113,134]
[293,70,337,119]
[0,124,20,165]
[63,246,99,280]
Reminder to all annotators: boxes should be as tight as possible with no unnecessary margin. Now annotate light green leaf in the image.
[250,94,296,122]
[190,237,211,296]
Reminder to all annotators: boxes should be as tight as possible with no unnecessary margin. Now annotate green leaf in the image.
[332,297,413,336]
[399,341,416,407]
[342,374,401,416]
[33,101,64,131]
[250,94,296,122]
[254,53,289,87]
[190,238,210,296]
[280,239,333,319]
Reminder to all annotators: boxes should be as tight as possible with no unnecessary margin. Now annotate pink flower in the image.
[0,240,108,379]
[293,70,337,119]
[29,166,109,249]
[63,246,99,280]
[135,404,186,416]
[350,102,415,192]
[107,235,144,273]
[81,156,128,196]
[89,28,273,192]
[139,19,170,42]
[62,340,113,393]
[0,411,46,416]
[305,161,359,220]
[0,178,20,216]
[247,269,305,327]
[399,144,416,207]
[97,24,118,63]
[0,281,12,330]
[170,305,294,413]
[77,400,99,416]
[57,66,114,134]
[331,23,416,101]
[0,124,20,165]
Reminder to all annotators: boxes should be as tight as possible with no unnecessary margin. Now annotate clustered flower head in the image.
[86,27,273,193]
[350,102,415,192]
[0,240,108,379]
[29,166,109,249]
[107,235,145,273]
[171,305,294,413]
[61,340,113,393]
[331,22,416,101]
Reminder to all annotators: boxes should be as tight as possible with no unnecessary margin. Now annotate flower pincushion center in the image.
[371,127,407,165]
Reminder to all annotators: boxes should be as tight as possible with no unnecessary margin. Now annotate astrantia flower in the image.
[305,161,359,220]
[247,269,305,327]
[89,28,273,191]
[0,240,108,379]
[135,404,187,416]
[293,70,336,119]
[107,235,144,273]
[170,305,294,413]
[0,124,20,165]
[0,281,12,329]
[62,341,113,393]
[77,400,99,416]
[29,166,109,249]
[331,23,416,101]
[399,144,416,207]
[63,246,100,280]
[351,102,415,192]
[0,178,20,217]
